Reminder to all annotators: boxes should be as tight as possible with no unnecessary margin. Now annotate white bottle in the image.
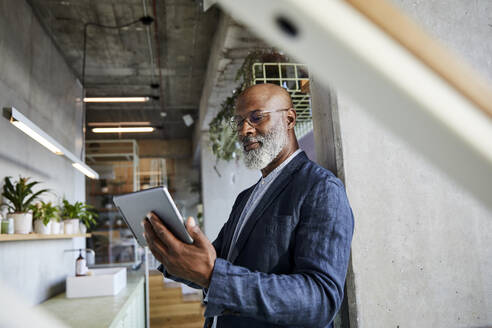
[75,249,88,276]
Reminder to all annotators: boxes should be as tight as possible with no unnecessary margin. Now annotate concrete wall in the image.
[200,133,260,241]
[325,1,492,327]
[0,0,85,305]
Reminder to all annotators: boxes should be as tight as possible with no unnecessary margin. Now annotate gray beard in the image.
[241,123,287,170]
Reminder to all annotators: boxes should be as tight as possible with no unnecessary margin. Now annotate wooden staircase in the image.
[149,273,205,328]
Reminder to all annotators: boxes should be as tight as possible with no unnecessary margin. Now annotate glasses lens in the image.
[249,111,264,124]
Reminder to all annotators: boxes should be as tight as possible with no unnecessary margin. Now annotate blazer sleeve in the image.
[203,179,354,327]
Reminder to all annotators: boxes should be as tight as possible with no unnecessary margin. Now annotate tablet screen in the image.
[113,187,193,246]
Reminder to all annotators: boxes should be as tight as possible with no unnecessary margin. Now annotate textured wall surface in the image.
[335,1,492,327]
[0,0,85,305]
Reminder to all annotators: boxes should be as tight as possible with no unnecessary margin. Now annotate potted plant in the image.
[50,207,63,234]
[30,201,60,234]
[1,176,48,234]
[61,199,97,234]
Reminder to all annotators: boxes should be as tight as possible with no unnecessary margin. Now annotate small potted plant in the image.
[50,207,63,234]
[1,176,48,234]
[61,199,97,234]
[78,204,97,234]
[31,201,59,234]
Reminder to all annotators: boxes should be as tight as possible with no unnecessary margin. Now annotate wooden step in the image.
[149,273,205,328]
[149,286,183,297]
[150,302,203,315]
[150,297,189,306]
[160,322,204,328]
[150,313,204,327]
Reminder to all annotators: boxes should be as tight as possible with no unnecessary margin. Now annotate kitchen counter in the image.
[37,268,146,328]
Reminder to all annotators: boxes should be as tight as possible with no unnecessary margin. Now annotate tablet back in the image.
[113,186,193,247]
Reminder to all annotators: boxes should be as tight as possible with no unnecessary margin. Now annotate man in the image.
[144,83,354,328]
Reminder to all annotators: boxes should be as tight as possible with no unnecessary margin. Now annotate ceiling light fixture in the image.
[10,120,64,155]
[83,97,150,103]
[88,122,151,127]
[3,107,99,179]
[92,127,155,133]
[72,163,98,179]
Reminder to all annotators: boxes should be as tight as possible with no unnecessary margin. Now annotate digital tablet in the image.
[113,186,193,247]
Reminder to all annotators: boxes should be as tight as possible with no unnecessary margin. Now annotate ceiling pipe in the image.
[142,0,159,93]
[152,0,166,114]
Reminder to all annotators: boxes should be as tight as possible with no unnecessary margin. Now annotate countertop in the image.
[37,268,145,328]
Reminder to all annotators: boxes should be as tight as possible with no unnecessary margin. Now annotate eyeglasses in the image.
[229,108,290,131]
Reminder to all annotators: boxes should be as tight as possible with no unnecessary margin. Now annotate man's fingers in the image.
[147,212,181,248]
[185,216,208,247]
[185,216,197,232]
[143,219,168,253]
[144,222,168,262]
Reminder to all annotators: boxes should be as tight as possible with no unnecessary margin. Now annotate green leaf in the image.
[22,189,49,212]
[2,177,48,212]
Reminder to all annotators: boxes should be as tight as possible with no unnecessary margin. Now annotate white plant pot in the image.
[69,219,80,234]
[79,223,87,234]
[51,220,62,234]
[34,219,52,234]
[11,213,33,234]
[64,220,74,234]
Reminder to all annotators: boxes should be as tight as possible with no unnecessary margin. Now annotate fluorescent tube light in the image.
[83,97,150,103]
[11,120,64,155]
[5,108,64,155]
[72,163,97,179]
[3,107,99,180]
[92,127,155,133]
[88,121,151,127]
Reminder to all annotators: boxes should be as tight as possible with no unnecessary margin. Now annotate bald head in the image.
[236,83,293,110]
[234,83,299,176]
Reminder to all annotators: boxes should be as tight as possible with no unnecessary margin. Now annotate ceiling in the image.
[27,0,220,140]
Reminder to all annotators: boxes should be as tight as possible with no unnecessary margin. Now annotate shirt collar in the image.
[261,149,303,184]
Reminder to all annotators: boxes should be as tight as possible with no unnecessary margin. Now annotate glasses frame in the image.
[230,108,291,131]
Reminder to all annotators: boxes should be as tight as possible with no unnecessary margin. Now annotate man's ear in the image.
[286,108,296,130]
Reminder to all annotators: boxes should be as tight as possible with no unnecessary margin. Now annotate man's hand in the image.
[143,212,216,288]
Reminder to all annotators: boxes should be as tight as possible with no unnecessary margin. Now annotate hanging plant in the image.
[208,86,242,163]
[208,49,289,164]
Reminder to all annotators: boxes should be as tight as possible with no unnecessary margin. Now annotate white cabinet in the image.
[110,281,145,328]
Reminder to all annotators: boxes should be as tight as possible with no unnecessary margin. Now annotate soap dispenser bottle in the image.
[75,249,88,276]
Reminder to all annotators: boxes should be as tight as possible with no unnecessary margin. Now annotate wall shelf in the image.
[0,233,91,242]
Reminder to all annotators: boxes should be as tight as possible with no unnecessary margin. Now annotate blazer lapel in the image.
[228,152,308,263]
[220,183,257,258]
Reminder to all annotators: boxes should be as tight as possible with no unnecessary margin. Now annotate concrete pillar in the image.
[310,76,339,176]
[310,76,356,328]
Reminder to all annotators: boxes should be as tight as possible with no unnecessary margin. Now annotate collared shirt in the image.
[208,149,303,328]
[226,148,303,260]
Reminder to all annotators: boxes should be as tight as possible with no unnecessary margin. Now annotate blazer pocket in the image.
[264,215,296,246]
[262,215,295,256]
[264,215,295,233]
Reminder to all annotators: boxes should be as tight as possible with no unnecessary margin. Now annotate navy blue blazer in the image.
[162,152,354,328]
